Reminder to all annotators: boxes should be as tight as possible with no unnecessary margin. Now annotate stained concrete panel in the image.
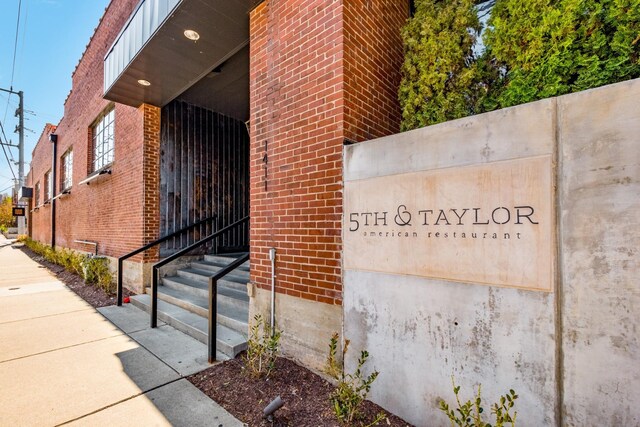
[558,79,640,425]
[343,78,640,426]
[250,286,342,371]
[344,270,557,427]
[122,259,153,294]
[344,98,555,182]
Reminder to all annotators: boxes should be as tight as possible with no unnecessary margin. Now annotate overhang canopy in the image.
[103,0,251,113]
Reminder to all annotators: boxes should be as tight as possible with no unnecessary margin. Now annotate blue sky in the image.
[0,0,110,196]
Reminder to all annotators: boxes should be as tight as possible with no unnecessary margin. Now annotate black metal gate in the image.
[159,100,249,256]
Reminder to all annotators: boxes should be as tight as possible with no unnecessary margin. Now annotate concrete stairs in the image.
[131,253,250,359]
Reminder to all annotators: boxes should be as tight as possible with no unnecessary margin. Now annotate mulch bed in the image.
[18,245,134,308]
[189,355,413,427]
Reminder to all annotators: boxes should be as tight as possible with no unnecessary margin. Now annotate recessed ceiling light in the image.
[137,79,151,86]
[184,29,200,41]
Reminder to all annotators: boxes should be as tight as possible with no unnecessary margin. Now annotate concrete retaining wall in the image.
[343,79,639,426]
[249,286,342,372]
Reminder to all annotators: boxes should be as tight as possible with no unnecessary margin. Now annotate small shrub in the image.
[439,376,518,427]
[82,257,114,293]
[244,314,281,378]
[324,331,344,379]
[21,237,114,294]
[68,252,85,276]
[43,246,57,264]
[326,332,386,425]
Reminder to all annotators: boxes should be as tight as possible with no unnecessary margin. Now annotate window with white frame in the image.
[92,107,115,172]
[44,170,52,201]
[61,149,73,190]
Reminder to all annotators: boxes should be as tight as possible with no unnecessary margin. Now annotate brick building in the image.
[27,0,409,419]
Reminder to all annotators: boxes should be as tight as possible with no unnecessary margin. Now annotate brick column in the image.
[141,103,161,262]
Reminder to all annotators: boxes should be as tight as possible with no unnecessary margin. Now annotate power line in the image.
[10,0,22,89]
[4,0,23,124]
[0,120,17,181]
[0,119,16,157]
[0,141,17,181]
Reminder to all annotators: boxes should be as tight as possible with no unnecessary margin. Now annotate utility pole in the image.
[17,90,25,235]
[17,90,24,194]
[0,87,25,235]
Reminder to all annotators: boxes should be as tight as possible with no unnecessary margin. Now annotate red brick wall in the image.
[28,0,161,262]
[250,0,345,305]
[344,0,407,142]
[28,124,57,245]
[249,0,406,306]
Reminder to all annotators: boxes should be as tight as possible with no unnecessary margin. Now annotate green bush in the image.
[439,376,519,427]
[325,333,386,426]
[21,237,114,294]
[244,314,281,379]
[82,257,114,293]
[399,0,640,130]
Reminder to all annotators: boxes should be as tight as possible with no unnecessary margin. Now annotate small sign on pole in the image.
[12,207,26,217]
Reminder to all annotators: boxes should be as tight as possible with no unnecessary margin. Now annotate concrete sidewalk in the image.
[0,236,242,427]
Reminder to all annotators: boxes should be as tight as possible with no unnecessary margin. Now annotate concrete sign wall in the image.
[343,79,640,426]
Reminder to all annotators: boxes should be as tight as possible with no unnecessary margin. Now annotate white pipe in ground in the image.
[269,247,276,335]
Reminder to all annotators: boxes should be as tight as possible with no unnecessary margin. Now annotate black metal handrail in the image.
[208,252,250,363]
[150,216,250,328]
[116,215,216,306]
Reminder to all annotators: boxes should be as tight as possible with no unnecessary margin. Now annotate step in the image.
[160,276,249,309]
[151,285,248,335]
[176,267,248,289]
[189,261,250,282]
[204,254,250,271]
[130,294,247,358]
[164,272,247,294]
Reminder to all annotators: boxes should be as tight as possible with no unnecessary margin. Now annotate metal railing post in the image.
[208,276,218,363]
[117,258,123,306]
[151,266,158,328]
[206,252,250,363]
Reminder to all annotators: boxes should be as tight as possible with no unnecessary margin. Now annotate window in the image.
[92,107,115,172]
[35,181,40,206]
[61,149,73,190]
[44,170,52,201]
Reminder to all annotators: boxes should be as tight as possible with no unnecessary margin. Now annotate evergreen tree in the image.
[399,0,489,130]
[485,0,640,107]
[399,0,640,130]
